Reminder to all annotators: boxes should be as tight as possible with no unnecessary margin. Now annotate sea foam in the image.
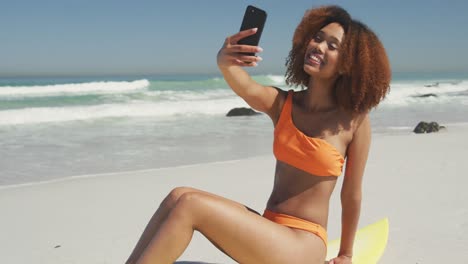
[0,79,150,98]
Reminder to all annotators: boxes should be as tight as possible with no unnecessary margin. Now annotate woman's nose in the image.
[315,41,327,53]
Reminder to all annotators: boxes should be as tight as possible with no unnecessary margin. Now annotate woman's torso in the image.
[265,89,358,230]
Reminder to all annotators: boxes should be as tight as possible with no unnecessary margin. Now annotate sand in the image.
[1,124,468,263]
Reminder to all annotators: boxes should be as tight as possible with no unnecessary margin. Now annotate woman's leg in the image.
[135,192,327,264]
[125,186,249,264]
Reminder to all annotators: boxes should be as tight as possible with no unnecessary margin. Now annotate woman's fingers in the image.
[228,55,261,67]
[220,47,262,66]
[219,52,260,67]
[238,55,262,63]
[228,44,263,54]
[227,28,258,45]
[234,60,257,67]
[234,59,257,67]
[218,28,263,68]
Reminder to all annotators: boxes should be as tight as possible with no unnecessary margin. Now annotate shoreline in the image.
[0,156,259,191]
[2,121,467,189]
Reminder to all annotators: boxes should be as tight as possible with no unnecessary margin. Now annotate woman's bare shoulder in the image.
[267,87,289,125]
[342,111,369,132]
[354,112,370,129]
[346,112,370,144]
[335,111,369,148]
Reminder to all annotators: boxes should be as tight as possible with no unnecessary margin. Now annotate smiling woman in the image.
[286,6,391,113]
[126,5,391,264]
[303,23,345,81]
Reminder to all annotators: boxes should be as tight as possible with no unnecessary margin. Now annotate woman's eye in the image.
[329,43,338,50]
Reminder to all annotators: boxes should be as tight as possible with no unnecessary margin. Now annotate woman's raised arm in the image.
[217,28,281,118]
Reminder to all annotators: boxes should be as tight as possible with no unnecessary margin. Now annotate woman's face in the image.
[303,22,344,79]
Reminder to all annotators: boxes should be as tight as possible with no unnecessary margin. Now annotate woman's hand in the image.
[328,255,352,264]
[217,28,263,69]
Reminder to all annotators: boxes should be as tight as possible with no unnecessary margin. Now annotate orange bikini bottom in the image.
[263,209,328,246]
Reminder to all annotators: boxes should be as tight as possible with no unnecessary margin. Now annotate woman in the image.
[126,5,390,264]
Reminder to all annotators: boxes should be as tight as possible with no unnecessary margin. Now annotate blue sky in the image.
[1,0,467,77]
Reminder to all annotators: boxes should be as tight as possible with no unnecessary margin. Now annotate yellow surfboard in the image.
[326,218,389,264]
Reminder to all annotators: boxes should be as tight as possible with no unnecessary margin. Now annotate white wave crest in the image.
[0,96,248,125]
[142,89,235,101]
[381,80,468,107]
[0,79,150,98]
[266,74,286,85]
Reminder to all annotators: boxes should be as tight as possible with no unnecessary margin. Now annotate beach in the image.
[1,123,468,263]
[2,0,468,262]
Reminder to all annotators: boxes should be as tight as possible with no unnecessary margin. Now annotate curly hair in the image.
[285,5,391,113]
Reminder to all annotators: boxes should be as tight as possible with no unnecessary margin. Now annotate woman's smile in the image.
[305,51,325,66]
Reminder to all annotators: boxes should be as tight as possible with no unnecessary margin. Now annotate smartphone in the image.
[238,5,267,56]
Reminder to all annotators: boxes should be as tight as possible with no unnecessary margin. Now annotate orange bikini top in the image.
[273,90,345,177]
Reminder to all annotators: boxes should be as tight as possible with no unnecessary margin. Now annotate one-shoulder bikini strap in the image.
[275,90,294,128]
[284,90,294,116]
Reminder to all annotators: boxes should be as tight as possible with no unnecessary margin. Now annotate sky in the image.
[1,0,467,77]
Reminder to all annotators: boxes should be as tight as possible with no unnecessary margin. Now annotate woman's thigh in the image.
[168,186,260,214]
[176,191,326,264]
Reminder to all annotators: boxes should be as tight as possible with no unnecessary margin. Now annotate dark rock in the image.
[414,122,429,133]
[54,245,61,248]
[424,82,439,87]
[427,122,440,132]
[413,121,442,133]
[226,107,261,117]
[413,93,437,98]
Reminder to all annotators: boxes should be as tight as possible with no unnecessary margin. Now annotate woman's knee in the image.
[163,186,196,209]
[171,192,207,222]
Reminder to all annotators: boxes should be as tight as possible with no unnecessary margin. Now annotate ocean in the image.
[1,73,467,186]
